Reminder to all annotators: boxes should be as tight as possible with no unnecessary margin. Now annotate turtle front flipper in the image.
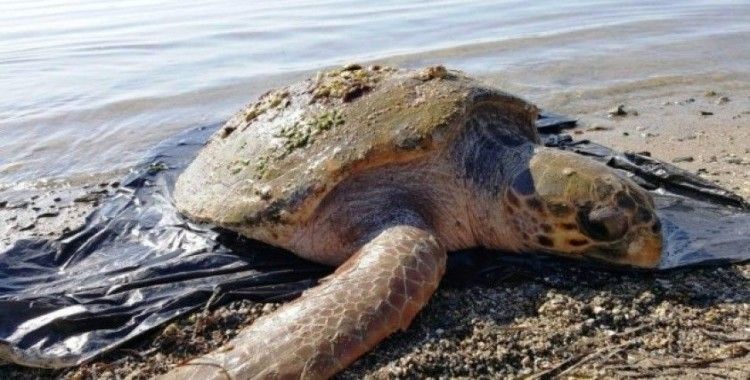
[158,225,446,380]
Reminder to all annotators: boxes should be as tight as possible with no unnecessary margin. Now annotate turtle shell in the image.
[174,65,538,230]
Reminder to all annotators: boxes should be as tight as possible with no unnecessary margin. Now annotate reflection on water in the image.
[1,0,749,186]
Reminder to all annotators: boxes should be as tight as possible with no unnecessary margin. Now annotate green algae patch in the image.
[312,64,394,103]
[228,158,251,175]
[219,90,290,138]
[275,109,344,155]
[253,109,346,179]
[245,90,289,122]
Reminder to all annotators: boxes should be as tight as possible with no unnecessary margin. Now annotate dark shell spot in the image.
[540,224,553,233]
[510,169,535,195]
[634,207,652,223]
[506,190,520,207]
[536,235,554,247]
[568,239,589,247]
[561,223,578,231]
[548,202,573,217]
[526,197,545,213]
[615,191,636,210]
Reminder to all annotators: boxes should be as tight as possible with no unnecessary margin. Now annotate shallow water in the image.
[1,0,749,187]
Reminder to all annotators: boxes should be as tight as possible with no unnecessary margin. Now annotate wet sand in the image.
[1,83,748,379]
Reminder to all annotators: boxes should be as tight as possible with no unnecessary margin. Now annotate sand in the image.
[1,85,748,379]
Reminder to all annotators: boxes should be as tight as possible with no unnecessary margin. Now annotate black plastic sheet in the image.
[1,112,748,368]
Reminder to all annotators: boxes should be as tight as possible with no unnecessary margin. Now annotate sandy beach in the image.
[1,78,747,379]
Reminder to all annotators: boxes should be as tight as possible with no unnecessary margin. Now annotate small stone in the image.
[37,210,60,218]
[74,194,101,203]
[586,125,611,131]
[622,132,630,136]
[716,96,730,105]
[608,105,627,117]
[17,221,35,231]
[672,156,694,163]
[162,323,180,338]
[636,151,651,157]
[262,303,274,313]
[0,200,6,209]
[700,111,714,116]
[704,90,718,97]
[726,157,743,164]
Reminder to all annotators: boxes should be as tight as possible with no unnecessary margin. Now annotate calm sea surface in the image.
[1,0,749,187]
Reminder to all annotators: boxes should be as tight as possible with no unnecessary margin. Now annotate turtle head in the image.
[503,148,662,268]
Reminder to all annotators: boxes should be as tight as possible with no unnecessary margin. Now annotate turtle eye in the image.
[578,207,628,241]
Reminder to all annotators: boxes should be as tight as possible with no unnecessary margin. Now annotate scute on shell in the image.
[174,65,538,230]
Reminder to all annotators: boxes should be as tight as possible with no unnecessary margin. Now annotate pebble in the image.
[700,111,714,116]
[37,210,60,218]
[672,156,694,163]
[74,193,101,203]
[716,96,730,105]
[586,125,611,132]
[161,323,180,338]
[608,105,627,117]
[726,157,743,165]
[16,221,35,231]
[704,90,718,97]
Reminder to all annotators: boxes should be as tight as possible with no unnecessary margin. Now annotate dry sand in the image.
[1,85,748,379]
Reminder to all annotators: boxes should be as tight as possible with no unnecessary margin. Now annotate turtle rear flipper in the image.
[158,225,446,380]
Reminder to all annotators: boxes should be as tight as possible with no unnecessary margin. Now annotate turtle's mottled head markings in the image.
[503,147,662,268]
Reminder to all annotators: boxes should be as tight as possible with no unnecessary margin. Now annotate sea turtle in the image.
[164,65,662,379]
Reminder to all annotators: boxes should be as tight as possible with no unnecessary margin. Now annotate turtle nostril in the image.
[580,207,628,241]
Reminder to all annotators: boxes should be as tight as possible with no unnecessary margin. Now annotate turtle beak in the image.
[581,228,662,269]
[625,233,662,268]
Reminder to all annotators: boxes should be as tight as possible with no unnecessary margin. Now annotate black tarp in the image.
[1,112,748,368]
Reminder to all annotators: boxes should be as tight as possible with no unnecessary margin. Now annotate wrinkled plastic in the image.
[1,113,748,368]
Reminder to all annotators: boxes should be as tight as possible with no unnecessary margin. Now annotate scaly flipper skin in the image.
[158,225,445,380]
